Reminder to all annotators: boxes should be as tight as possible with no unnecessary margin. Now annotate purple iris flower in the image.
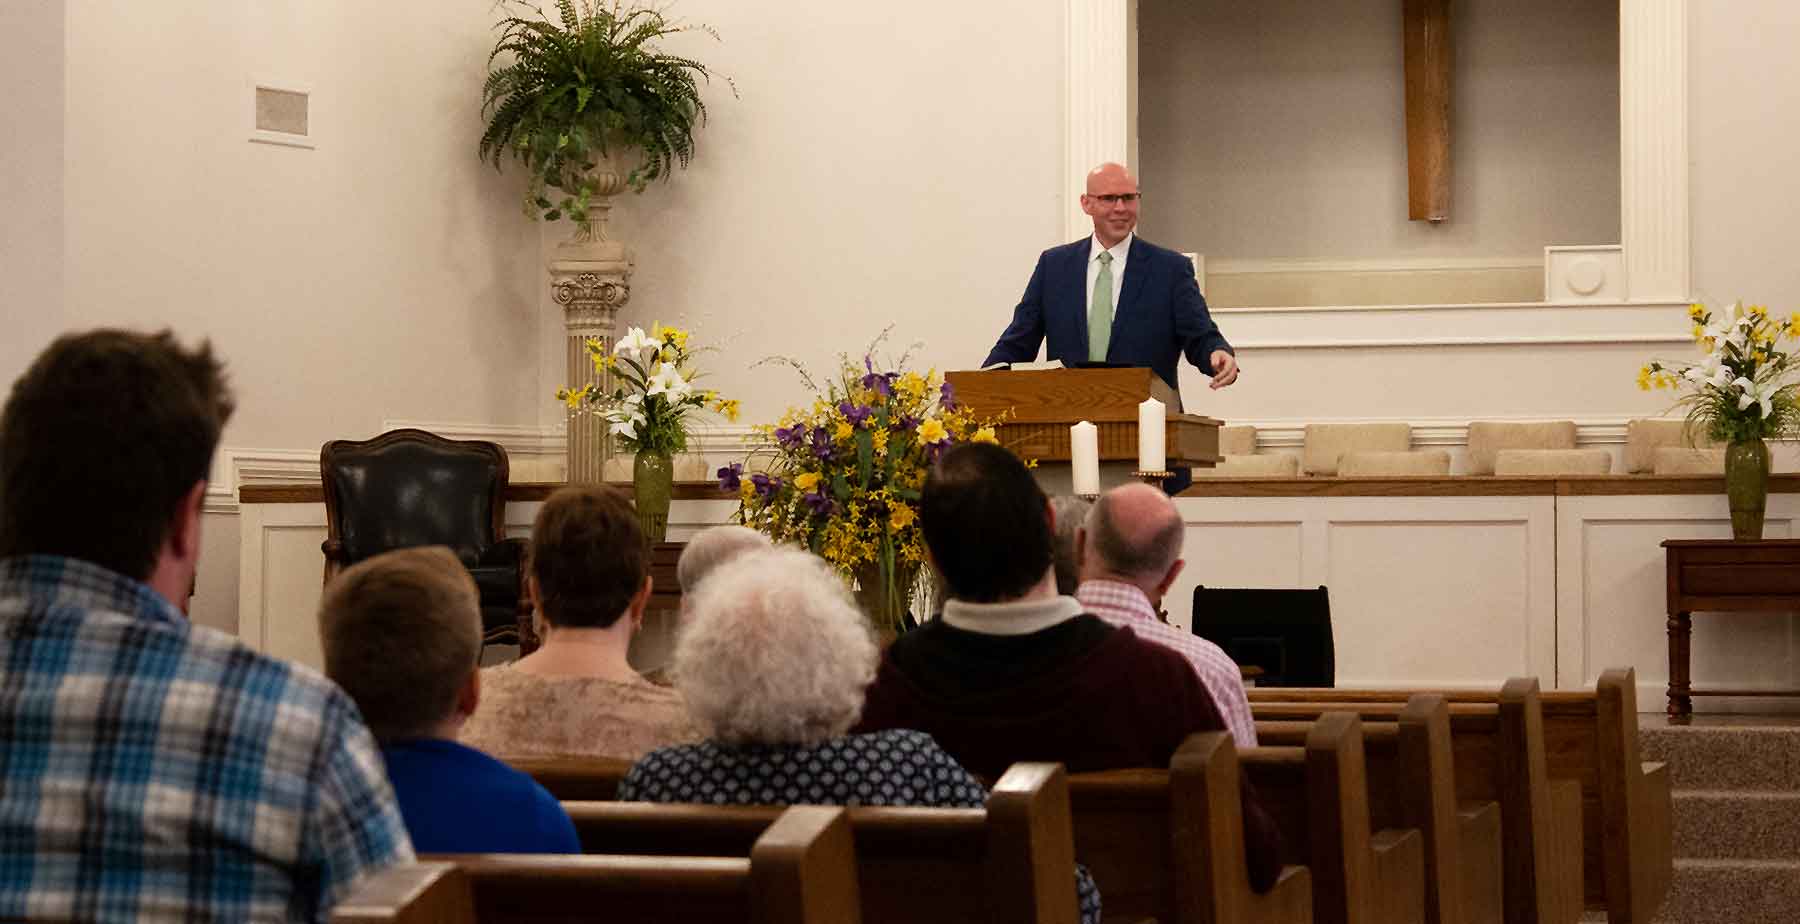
[802,491,835,516]
[717,462,743,492]
[892,414,920,431]
[839,401,873,428]
[810,428,833,460]
[774,424,806,449]
[940,380,958,410]
[750,472,782,498]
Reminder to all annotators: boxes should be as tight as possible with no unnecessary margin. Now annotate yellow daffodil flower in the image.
[794,472,822,492]
[889,504,917,530]
[1688,303,1706,321]
[917,418,948,444]
[971,426,998,444]
[835,420,854,440]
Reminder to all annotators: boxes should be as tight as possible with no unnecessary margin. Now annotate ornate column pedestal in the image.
[551,233,632,484]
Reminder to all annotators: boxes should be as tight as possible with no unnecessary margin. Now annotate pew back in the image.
[1250,669,1672,924]
[1067,732,1312,924]
[1241,713,1426,924]
[565,763,1081,924]
[344,806,859,924]
[504,755,631,802]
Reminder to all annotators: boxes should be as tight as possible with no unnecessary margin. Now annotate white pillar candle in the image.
[1070,421,1100,495]
[1138,397,1166,472]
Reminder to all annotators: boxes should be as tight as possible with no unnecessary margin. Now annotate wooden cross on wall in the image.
[1405,0,1451,222]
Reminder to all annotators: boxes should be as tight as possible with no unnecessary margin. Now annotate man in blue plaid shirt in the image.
[0,330,412,922]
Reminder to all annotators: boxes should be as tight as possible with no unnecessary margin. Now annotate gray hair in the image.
[1086,490,1183,580]
[676,525,773,592]
[671,548,878,747]
[1048,495,1093,595]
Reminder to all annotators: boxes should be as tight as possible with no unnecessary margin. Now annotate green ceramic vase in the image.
[1724,438,1770,541]
[632,450,674,543]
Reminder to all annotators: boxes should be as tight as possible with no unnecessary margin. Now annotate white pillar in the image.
[1064,0,1133,242]
[1620,0,1690,302]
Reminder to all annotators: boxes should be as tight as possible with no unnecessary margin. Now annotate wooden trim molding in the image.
[1180,474,1800,499]
[240,481,735,505]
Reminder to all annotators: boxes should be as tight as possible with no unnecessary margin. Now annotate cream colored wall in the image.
[59,1,544,451]
[1134,0,1620,292]
[578,0,1068,430]
[0,0,66,378]
[1690,0,1800,310]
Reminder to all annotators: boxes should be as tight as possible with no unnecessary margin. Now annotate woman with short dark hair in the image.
[459,485,697,760]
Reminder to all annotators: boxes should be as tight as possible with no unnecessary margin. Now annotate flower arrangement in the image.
[1639,301,1800,443]
[557,322,739,456]
[720,336,1011,634]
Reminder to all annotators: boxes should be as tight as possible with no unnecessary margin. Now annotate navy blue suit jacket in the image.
[983,236,1232,398]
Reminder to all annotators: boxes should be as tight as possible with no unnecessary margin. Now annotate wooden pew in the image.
[567,763,1083,924]
[1250,669,1672,924]
[1245,713,1427,924]
[1256,695,1502,924]
[1250,681,1585,924]
[336,805,859,923]
[1066,731,1312,924]
[503,755,631,801]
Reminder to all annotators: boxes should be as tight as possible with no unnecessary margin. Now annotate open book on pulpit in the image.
[943,366,1222,467]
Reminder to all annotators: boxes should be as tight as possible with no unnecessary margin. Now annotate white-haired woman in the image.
[616,548,1100,923]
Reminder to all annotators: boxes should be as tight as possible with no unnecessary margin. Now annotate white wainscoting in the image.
[1171,496,1558,689]
[1556,493,1800,709]
[238,497,740,672]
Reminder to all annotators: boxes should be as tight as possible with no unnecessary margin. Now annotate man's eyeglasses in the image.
[1089,193,1142,205]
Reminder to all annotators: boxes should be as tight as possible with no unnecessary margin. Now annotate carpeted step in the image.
[1672,791,1800,860]
[1651,858,1800,924]
[1639,725,1800,792]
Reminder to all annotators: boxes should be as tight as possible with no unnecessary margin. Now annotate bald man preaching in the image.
[984,163,1237,492]
[985,162,1238,389]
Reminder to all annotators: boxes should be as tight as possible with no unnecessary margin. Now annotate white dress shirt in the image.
[1085,232,1133,320]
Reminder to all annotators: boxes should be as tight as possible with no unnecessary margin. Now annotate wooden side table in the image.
[1661,539,1800,716]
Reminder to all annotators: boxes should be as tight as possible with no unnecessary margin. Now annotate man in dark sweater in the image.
[855,443,1282,892]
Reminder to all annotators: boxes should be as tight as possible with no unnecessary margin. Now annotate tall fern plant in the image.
[480,0,724,225]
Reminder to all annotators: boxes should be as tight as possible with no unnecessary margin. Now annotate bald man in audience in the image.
[856,442,1281,892]
[1076,483,1256,749]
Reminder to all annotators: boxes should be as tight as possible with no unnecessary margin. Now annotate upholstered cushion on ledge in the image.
[1465,420,1579,475]
[1194,453,1302,477]
[1301,423,1412,476]
[1625,418,1716,473]
[1651,446,1727,475]
[1492,448,1613,476]
[1217,425,1258,457]
[1337,450,1453,476]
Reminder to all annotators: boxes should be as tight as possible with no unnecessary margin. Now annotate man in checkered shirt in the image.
[0,330,412,922]
[1073,482,1258,749]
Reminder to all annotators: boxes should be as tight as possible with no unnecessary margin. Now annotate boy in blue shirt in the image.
[318,546,579,854]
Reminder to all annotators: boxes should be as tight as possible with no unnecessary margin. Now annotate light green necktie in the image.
[1088,250,1114,362]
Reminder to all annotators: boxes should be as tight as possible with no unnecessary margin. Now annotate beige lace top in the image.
[458,665,702,761]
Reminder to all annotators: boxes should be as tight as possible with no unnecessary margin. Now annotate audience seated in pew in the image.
[459,485,699,760]
[0,329,411,921]
[1075,482,1258,749]
[854,442,1282,893]
[318,545,579,854]
[616,544,1102,924]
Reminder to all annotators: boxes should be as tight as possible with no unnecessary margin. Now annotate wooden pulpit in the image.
[944,367,1222,467]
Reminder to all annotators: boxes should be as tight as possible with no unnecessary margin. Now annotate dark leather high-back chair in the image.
[1191,584,1335,687]
[320,428,528,649]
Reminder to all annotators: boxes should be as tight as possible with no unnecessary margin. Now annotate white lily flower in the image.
[612,327,657,359]
[1733,376,1776,419]
[608,416,638,440]
[645,362,690,398]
